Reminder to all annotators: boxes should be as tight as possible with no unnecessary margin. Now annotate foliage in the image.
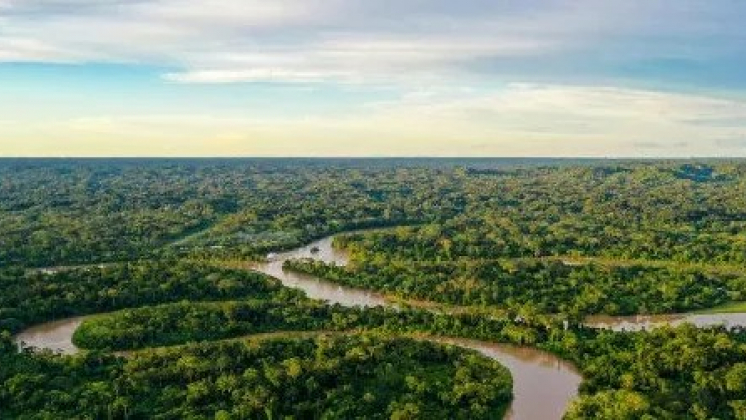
[285,257,737,315]
[1,333,512,419]
[562,325,746,419]
[70,301,746,419]
[7,159,746,419]
[0,261,296,334]
[72,297,563,351]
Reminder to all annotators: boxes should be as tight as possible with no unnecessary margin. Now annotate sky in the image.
[1,0,746,157]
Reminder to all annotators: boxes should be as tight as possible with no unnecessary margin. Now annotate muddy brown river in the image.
[15,233,580,419]
[22,231,746,418]
[584,312,746,331]
[253,236,583,420]
[15,316,86,355]
[18,231,746,418]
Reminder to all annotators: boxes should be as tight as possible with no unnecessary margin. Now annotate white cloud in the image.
[162,35,554,83]
[162,68,353,84]
[9,84,737,157]
[2,1,746,157]
[3,1,743,83]
[364,84,746,148]
[0,37,86,62]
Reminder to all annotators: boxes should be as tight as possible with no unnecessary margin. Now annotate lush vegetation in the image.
[7,160,746,268]
[7,159,746,419]
[0,159,463,267]
[285,257,741,315]
[73,299,357,350]
[562,325,746,419]
[271,161,746,316]
[70,299,746,419]
[72,298,562,351]
[0,261,296,334]
[2,333,512,419]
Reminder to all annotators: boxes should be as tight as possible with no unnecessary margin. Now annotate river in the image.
[585,312,746,331]
[14,316,86,355]
[15,232,585,419]
[253,235,583,420]
[18,231,746,417]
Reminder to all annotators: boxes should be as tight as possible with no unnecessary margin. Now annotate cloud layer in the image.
[3,84,745,157]
[1,1,746,156]
[3,1,746,85]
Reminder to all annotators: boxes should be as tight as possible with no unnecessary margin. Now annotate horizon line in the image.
[0,156,744,160]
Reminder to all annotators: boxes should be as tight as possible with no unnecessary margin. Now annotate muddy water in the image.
[585,312,746,331]
[15,232,584,419]
[15,316,86,355]
[253,234,583,420]
[437,338,582,420]
[254,236,387,307]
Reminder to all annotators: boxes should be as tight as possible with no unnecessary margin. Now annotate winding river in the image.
[18,231,746,417]
[17,230,746,418]
[254,236,584,420]
[15,233,583,420]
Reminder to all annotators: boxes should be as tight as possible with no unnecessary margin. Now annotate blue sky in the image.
[1,0,746,156]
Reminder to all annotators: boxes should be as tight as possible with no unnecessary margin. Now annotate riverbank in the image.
[14,229,583,420]
[21,228,746,419]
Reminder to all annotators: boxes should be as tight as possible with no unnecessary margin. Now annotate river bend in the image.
[16,233,584,420]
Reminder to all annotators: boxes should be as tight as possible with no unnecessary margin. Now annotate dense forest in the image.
[2,333,512,419]
[71,297,560,351]
[562,325,746,419]
[61,296,746,418]
[286,257,740,315]
[0,159,458,267]
[5,159,746,419]
[5,159,746,268]
[0,261,298,334]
